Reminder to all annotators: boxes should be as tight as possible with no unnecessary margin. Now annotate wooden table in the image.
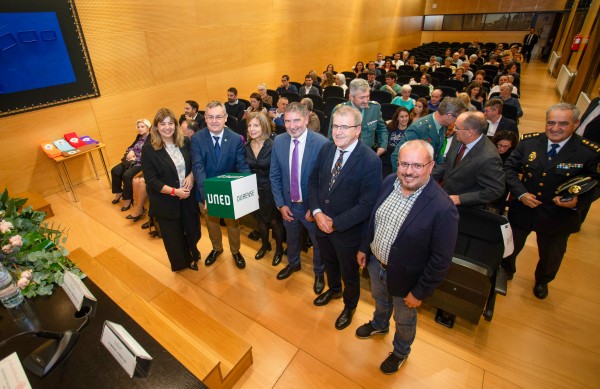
[52,143,111,202]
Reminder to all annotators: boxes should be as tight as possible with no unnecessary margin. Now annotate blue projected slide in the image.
[0,12,76,94]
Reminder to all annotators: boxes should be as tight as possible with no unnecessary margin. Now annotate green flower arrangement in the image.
[0,189,84,298]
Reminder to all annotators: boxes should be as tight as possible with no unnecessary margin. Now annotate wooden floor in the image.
[42,60,600,388]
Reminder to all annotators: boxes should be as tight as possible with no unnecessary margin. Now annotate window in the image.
[423,12,536,31]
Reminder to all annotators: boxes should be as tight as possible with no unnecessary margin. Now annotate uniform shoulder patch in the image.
[369,100,381,106]
[521,132,542,140]
[580,137,600,152]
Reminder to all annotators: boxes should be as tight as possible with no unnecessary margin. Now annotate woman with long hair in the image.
[320,71,336,89]
[382,106,411,176]
[410,98,429,122]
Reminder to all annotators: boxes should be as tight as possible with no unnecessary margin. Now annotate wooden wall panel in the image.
[421,31,527,45]
[424,0,567,15]
[0,0,427,196]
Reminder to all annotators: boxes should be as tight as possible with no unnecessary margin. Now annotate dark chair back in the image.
[380,103,398,121]
[238,98,250,109]
[397,75,412,85]
[441,79,466,92]
[341,71,356,81]
[281,92,301,103]
[434,67,453,78]
[323,97,347,123]
[289,81,302,91]
[375,74,387,84]
[439,86,457,98]
[267,89,279,106]
[303,94,324,111]
[501,103,519,122]
[323,86,344,100]
[313,109,326,136]
[226,115,238,131]
[411,85,431,98]
[370,90,393,104]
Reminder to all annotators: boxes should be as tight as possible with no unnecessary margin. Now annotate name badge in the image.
[101,321,153,378]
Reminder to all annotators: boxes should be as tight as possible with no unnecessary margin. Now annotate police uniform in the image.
[390,113,446,171]
[327,101,388,150]
[503,132,600,284]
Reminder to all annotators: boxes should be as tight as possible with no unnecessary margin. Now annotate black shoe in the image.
[313,289,342,306]
[219,218,226,226]
[126,207,146,221]
[277,265,301,280]
[141,221,151,229]
[335,307,356,330]
[272,249,283,266]
[313,274,325,294]
[248,230,260,241]
[255,243,272,259]
[356,321,389,338]
[205,250,223,266]
[188,260,198,271]
[380,352,406,374]
[121,202,132,212]
[111,195,122,204]
[533,282,548,299]
[233,252,246,269]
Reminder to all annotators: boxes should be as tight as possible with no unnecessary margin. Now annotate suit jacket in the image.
[580,97,600,143]
[308,141,382,244]
[190,128,250,203]
[270,130,328,212]
[361,176,459,299]
[328,101,388,150]
[523,33,539,47]
[434,136,505,206]
[488,116,519,138]
[141,138,199,219]
[299,85,320,97]
[368,81,382,91]
[504,132,600,234]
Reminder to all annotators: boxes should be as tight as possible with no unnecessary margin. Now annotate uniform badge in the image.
[528,151,536,162]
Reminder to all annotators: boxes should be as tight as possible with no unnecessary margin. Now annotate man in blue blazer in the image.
[355,140,458,375]
[191,101,250,269]
[309,105,382,330]
[270,102,328,290]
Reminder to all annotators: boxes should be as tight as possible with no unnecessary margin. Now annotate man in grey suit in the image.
[270,102,329,292]
[299,75,320,97]
[433,111,505,207]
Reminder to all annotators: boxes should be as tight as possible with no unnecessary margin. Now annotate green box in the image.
[204,173,259,219]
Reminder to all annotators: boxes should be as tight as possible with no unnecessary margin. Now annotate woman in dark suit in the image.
[244,112,284,266]
[141,108,200,272]
[110,119,150,211]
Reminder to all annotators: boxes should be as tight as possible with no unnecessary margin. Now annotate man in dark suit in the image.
[433,111,505,207]
[191,101,251,269]
[270,102,329,291]
[503,103,600,299]
[367,70,382,91]
[522,28,539,63]
[179,100,206,129]
[309,106,382,330]
[576,94,600,143]
[299,75,320,97]
[484,99,519,138]
[355,140,459,374]
[225,87,246,120]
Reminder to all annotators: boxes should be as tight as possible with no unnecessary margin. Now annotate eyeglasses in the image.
[496,144,511,150]
[398,161,433,171]
[206,115,225,121]
[331,125,359,131]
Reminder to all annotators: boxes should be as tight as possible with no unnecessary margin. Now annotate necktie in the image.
[547,143,559,159]
[290,139,300,201]
[213,136,221,160]
[454,143,466,166]
[329,150,346,191]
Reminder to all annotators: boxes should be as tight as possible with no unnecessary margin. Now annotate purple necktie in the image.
[291,139,300,201]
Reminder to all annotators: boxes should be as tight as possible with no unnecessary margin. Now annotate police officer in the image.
[328,78,388,157]
[503,103,600,299]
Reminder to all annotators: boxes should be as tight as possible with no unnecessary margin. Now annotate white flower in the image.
[17,277,30,289]
[2,244,12,254]
[9,235,23,247]
[21,270,32,280]
[0,220,13,233]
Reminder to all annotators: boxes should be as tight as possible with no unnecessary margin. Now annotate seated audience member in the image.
[179,100,206,129]
[181,118,200,138]
[466,82,485,107]
[307,70,321,86]
[354,61,365,76]
[461,62,474,82]
[490,75,518,95]
[391,53,403,69]
[243,92,268,119]
[425,55,441,72]
[391,85,416,111]
[483,99,519,137]
[367,70,382,91]
[300,98,321,132]
[484,55,500,67]
[382,106,411,177]
[410,98,429,122]
[226,87,246,120]
[321,71,336,89]
[334,73,348,96]
[269,96,289,127]
[457,92,476,112]
[468,40,480,49]
[449,68,467,89]
[510,44,519,58]
[428,89,443,112]
[374,53,385,67]
[512,52,523,63]
[244,112,285,266]
[468,54,479,67]
[498,51,512,72]
[410,73,433,94]
[258,83,273,106]
[405,56,419,70]
[452,52,463,67]
[325,63,337,75]
[300,74,320,96]
[380,59,396,73]
[441,57,456,73]
[401,50,410,63]
[379,71,402,98]
[276,75,298,95]
[111,119,150,211]
[490,83,523,118]
[444,47,452,58]
[366,61,382,76]
[504,62,521,89]
[488,130,519,214]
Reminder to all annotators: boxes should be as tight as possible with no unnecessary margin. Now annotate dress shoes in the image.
[255,243,272,260]
[272,249,283,266]
[277,265,301,280]
[111,196,121,204]
[533,282,548,299]
[188,260,198,271]
[126,207,146,221]
[335,307,356,330]
[313,289,342,306]
[248,230,261,241]
[141,221,151,229]
[121,202,132,212]
[313,274,325,294]
[204,250,223,266]
[233,252,246,269]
